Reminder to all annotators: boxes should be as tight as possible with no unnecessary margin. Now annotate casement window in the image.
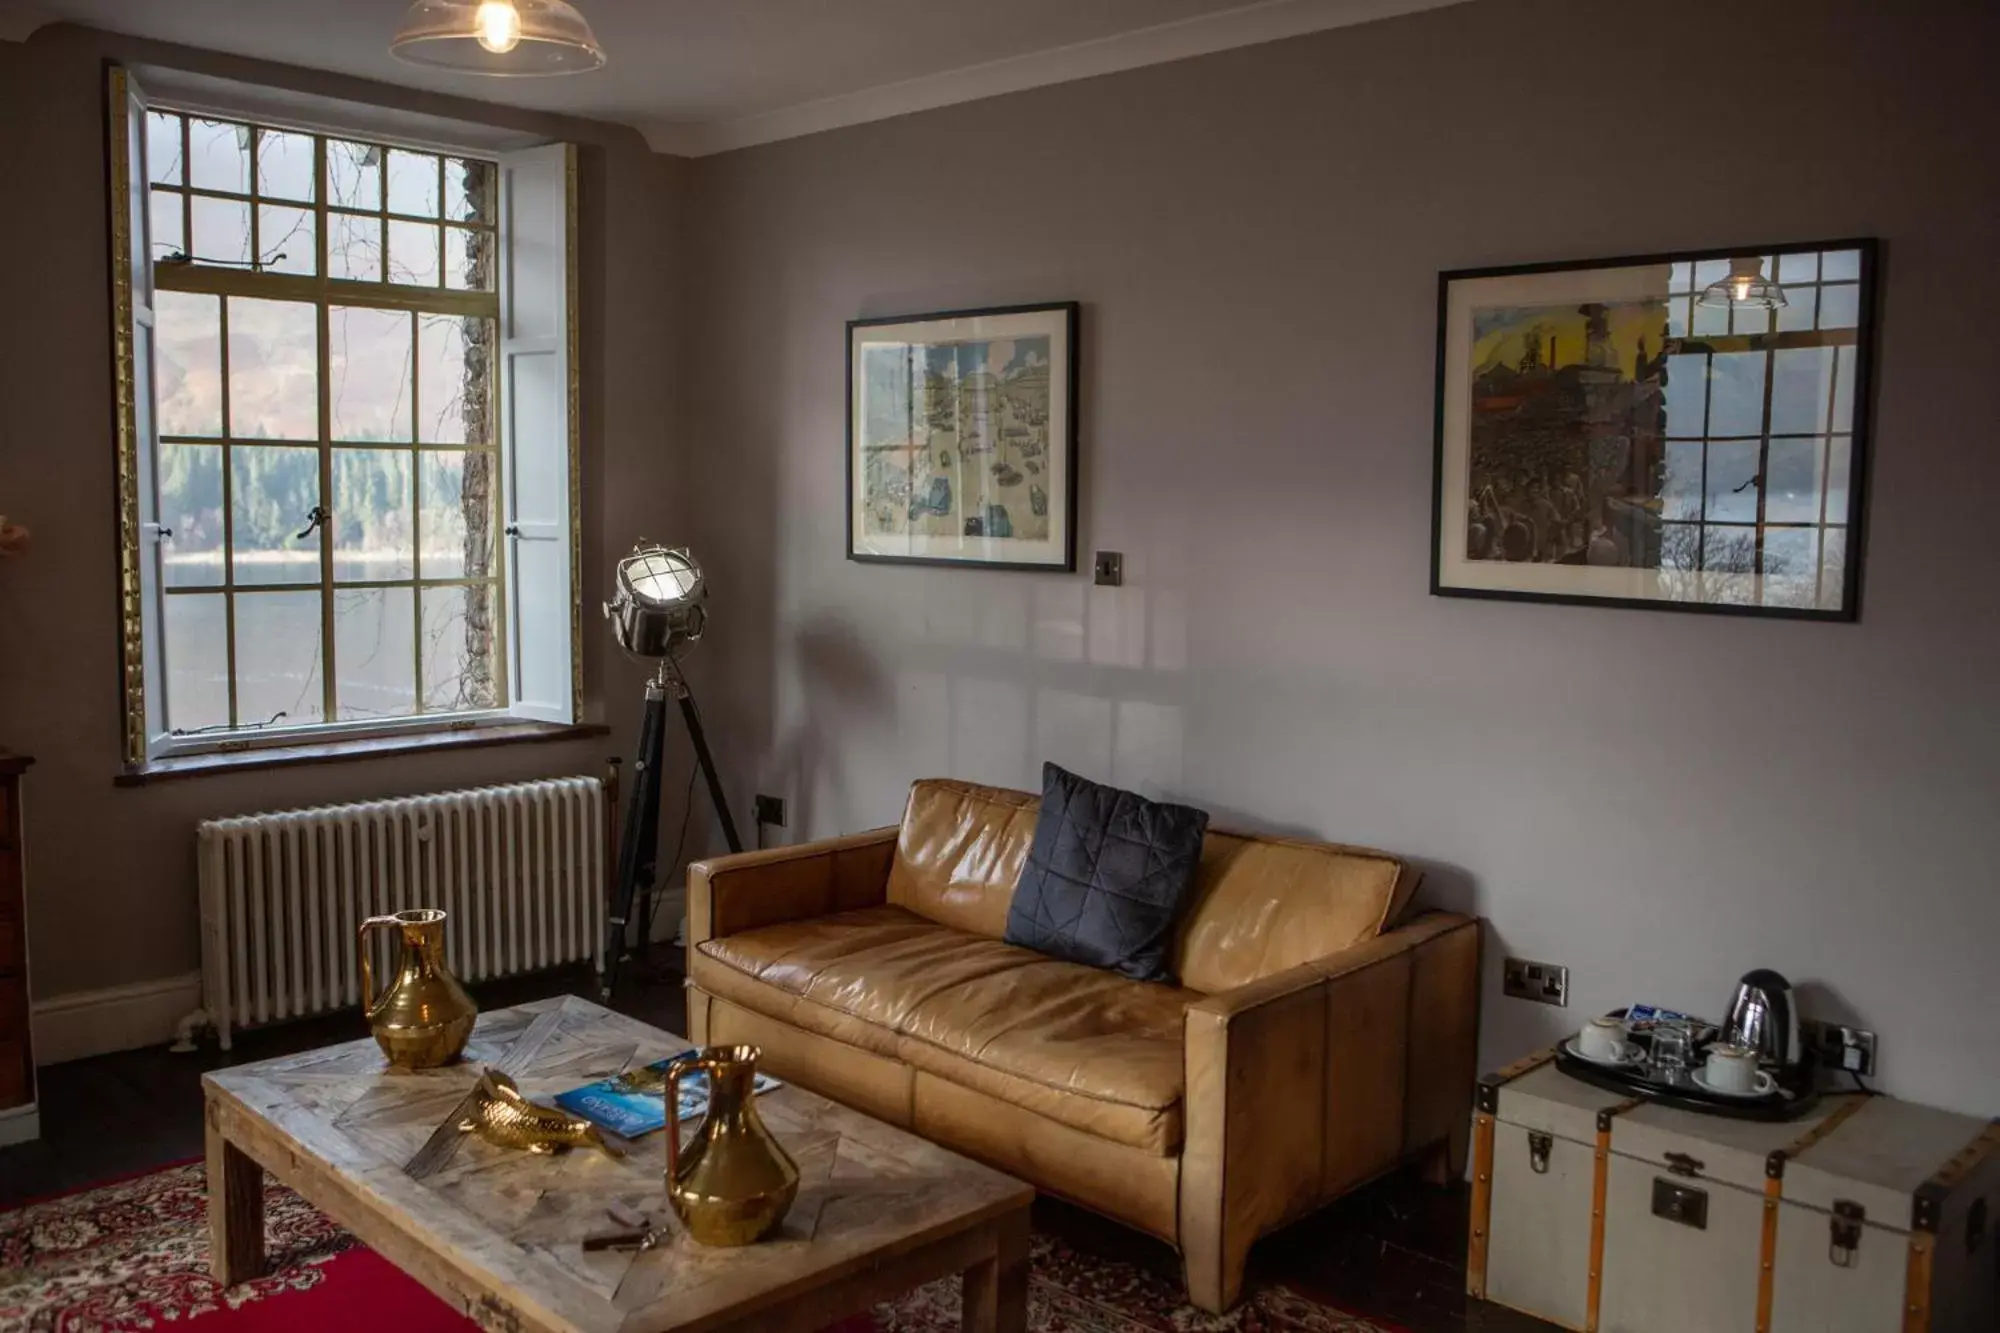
[109,69,580,768]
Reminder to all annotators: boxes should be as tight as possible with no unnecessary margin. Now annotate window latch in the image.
[295,506,330,541]
[505,523,522,538]
[143,522,173,541]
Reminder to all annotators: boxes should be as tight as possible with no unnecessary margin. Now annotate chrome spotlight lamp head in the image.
[605,544,706,660]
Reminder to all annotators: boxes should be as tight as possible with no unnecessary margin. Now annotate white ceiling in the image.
[0,0,1471,155]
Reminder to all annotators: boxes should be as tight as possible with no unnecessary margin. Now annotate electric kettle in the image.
[1723,968,1801,1068]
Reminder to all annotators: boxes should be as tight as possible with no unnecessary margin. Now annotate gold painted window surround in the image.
[108,68,582,770]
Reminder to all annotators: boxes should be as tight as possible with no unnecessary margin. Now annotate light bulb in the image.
[1731,277,1754,302]
[474,0,522,53]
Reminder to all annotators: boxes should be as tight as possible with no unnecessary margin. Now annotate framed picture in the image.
[848,302,1078,571]
[1432,239,1876,620]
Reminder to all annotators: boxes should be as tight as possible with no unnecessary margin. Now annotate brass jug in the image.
[663,1045,799,1246]
[358,908,476,1069]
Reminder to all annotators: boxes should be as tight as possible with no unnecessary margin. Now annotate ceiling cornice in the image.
[640,0,1471,157]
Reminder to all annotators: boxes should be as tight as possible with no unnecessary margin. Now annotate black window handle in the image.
[295,505,330,540]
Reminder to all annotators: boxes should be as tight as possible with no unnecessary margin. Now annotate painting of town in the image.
[849,304,1075,569]
[1434,244,1871,619]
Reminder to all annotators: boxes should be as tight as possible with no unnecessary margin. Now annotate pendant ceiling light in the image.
[1696,255,1787,311]
[390,0,606,75]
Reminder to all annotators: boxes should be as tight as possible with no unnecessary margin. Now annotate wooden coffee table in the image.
[202,995,1033,1332]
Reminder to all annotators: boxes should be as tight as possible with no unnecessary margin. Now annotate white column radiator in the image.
[192,776,605,1050]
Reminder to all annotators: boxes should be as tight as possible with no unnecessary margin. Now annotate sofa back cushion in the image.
[886,779,1038,939]
[1171,832,1419,994]
[888,779,1420,992]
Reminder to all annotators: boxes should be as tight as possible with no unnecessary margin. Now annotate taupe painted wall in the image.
[0,26,690,1002]
[681,0,2000,1113]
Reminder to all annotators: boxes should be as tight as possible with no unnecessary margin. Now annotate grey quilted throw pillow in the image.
[1003,763,1210,984]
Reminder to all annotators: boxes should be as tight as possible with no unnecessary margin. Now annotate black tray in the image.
[1552,1015,1822,1122]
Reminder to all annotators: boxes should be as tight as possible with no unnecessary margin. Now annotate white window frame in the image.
[109,68,581,767]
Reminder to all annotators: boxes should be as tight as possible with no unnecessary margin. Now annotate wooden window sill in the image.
[115,722,610,787]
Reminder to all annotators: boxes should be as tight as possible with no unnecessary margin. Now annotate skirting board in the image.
[30,971,202,1065]
[0,1103,39,1147]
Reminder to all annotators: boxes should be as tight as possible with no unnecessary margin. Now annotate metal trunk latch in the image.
[1528,1131,1552,1175]
[1830,1199,1865,1267]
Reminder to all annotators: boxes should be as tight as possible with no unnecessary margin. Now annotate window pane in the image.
[329,306,413,441]
[1691,294,1729,337]
[228,297,320,439]
[446,158,495,224]
[325,140,381,210]
[418,315,492,444]
[150,188,185,260]
[160,443,225,587]
[1707,352,1766,436]
[255,128,315,202]
[444,225,493,291]
[147,111,183,186]
[334,586,417,720]
[1769,346,1835,436]
[1693,258,1729,289]
[1821,249,1863,282]
[332,448,413,580]
[1777,251,1818,285]
[1703,440,1760,523]
[1731,303,1771,336]
[190,194,251,267]
[1826,436,1853,524]
[1664,295,1689,339]
[1821,528,1848,609]
[1662,354,1707,436]
[1661,440,1703,519]
[389,220,441,288]
[234,589,325,727]
[1760,528,1819,608]
[187,118,251,194]
[329,211,383,283]
[1819,284,1860,329]
[1775,283,1816,333]
[419,450,495,580]
[1702,525,1759,576]
[155,291,223,437]
[1763,437,1824,524]
[421,583,499,712]
[231,444,321,585]
[1666,260,1691,293]
[386,149,440,217]
[164,593,229,732]
[1831,346,1857,433]
[257,204,316,276]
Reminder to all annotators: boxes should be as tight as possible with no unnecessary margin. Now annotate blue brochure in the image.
[554,1052,782,1138]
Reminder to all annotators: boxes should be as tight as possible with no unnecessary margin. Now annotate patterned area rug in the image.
[0,1162,1398,1332]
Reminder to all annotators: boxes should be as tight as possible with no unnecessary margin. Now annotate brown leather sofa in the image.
[685,778,1481,1312]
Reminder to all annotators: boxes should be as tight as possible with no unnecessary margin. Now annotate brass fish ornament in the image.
[459,1069,626,1157]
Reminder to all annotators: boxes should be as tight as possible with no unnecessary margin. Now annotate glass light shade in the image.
[1697,255,1788,310]
[390,0,606,75]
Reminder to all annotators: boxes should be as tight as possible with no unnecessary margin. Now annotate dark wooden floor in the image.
[0,963,1553,1332]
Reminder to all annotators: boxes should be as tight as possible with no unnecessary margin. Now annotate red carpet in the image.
[0,1161,1398,1331]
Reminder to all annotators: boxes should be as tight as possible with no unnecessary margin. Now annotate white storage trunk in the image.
[1469,1049,2000,1333]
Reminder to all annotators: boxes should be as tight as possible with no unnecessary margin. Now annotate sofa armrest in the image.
[685,827,898,948]
[1179,911,1481,1311]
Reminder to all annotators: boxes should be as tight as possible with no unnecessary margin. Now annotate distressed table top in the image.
[202,995,1033,1333]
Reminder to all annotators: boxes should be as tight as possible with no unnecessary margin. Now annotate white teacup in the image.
[1703,1043,1776,1096]
[1576,1015,1630,1062]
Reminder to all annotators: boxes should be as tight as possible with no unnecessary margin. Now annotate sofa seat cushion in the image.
[693,905,1191,1154]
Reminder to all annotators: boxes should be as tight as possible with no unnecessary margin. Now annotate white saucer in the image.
[1563,1036,1643,1069]
[1690,1066,1777,1100]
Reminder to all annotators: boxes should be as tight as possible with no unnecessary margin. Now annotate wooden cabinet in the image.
[0,752,34,1140]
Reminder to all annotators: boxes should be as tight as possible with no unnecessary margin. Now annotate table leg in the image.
[206,1108,266,1286]
[960,1207,1029,1333]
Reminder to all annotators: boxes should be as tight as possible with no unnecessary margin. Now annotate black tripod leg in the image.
[677,691,743,854]
[603,687,667,999]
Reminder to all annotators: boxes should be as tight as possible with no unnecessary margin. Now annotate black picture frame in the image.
[846,301,1080,572]
[1430,238,1878,621]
